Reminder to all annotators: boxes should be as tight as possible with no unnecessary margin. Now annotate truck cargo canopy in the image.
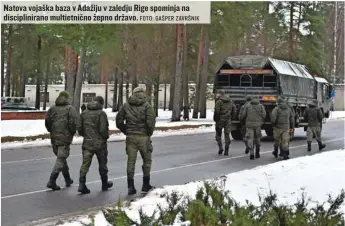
[315,77,328,83]
[219,55,314,80]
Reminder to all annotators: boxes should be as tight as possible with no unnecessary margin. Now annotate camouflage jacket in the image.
[271,102,294,130]
[116,92,156,137]
[303,103,323,127]
[240,98,266,128]
[45,96,77,146]
[239,101,251,125]
[213,95,237,123]
[78,101,109,150]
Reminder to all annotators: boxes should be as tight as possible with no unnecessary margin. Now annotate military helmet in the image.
[133,87,145,94]
[246,95,252,101]
[58,91,70,99]
[277,97,285,104]
[94,96,104,105]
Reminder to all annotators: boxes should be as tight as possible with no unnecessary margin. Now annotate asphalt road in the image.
[1,119,344,226]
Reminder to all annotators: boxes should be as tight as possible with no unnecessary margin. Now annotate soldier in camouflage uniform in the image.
[239,95,252,154]
[303,99,326,152]
[271,98,294,160]
[45,91,77,191]
[239,96,266,160]
[116,87,156,195]
[77,96,113,194]
[213,90,237,156]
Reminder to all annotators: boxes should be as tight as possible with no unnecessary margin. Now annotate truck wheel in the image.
[265,128,273,137]
[231,130,243,140]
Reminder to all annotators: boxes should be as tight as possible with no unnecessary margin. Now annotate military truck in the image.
[213,55,333,140]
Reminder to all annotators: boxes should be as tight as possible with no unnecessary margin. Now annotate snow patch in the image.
[1,109,215,137]
[1,125,215,150]
[57,149,345,226]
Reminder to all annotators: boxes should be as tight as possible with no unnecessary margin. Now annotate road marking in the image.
[2,137,344,200]
[1,154,81,165]
[1,138,214,165]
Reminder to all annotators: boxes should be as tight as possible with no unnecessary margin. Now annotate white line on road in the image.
[1,154,81,165]
[2,137,344,200]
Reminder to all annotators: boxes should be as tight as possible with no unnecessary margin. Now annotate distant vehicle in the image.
[1,97,38,111]
[213,55,333,140]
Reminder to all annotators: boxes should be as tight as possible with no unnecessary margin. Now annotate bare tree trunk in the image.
[171,24,185,121]
[164,83,167,111]
[169,25,177,111]
[117,72,124,110]
[154,26,162,117]
[65,46,76,98]
[182,24,189,107]
[73,46,86,114]
[1,25,5,97]
[5,25,12,96]
[43,55,50,110]
[168,75,174,110]
[146,82,152,105]
[289,2,294,61]
[20,68,26,97]
[192,25,205,119]
[35,35,42,109]
[125,73,129,102]
[101,56,109,108]
[112,67,118,112]
[131,39,138,91]
[11,74,15,96]
[199,33,210,119]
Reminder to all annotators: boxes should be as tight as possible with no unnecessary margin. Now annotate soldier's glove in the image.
[148,139,153,153]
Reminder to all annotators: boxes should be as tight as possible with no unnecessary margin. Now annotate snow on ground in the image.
[2,110,344,138]
[329,110,345,120]
[58,149,345,226]
[1,109,214,138]
[1,125,215,150]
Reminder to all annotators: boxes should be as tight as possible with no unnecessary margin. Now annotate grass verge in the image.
[1,124,213,143]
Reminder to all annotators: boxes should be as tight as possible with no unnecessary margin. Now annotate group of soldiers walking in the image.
[45,87,155,195]
[213,91,326,160]
[44,88,327,195]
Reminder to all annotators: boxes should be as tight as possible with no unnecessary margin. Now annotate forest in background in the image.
[1,1,344,121]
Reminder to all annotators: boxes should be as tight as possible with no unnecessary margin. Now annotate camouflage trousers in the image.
[126,135,153,180]
[244,127,262,155]
[273,128,289,152]
[307,126,322,142]
[215,120,231,150]
[79,146,108,178]
[51,145,70,175]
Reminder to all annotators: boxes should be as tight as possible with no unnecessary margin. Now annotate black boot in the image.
[62,171,73,187]
[245,147,249,154]
[127,178,137,195]
[249,149,255,160]
[142,176,155,193]
[47,172,61,191]
[307,142,312,152]
[224,143,230,156]
[255,146,260,158]
[318,141,326,151]
[272,147,278,158]
[283,151,289,160]
[101,175,113,191]
[217,141,223,155]
[78,176,90,194]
